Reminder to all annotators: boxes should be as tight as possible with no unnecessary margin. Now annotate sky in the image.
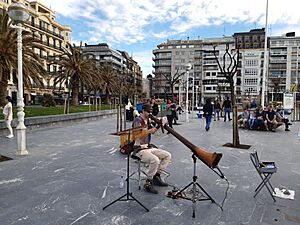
[38,0,300,77]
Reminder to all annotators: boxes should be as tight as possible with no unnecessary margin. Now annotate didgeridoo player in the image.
[132,103,171,194]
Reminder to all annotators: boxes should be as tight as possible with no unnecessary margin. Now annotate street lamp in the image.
[195,85,199,108]
[8,1,30,155]
[185,63,192,122]
[261,0,269,108]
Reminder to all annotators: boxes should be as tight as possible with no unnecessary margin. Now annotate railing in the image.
[25,21,65,40]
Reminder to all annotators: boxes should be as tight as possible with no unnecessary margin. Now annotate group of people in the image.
[203,97,292,133]
[238,103,292,132]
[202,97,232,131]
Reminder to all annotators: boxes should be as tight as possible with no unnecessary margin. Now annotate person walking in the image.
[166,99,175,132]
[222,97,232,122]
[213,100,221,121]
[203,98,213,131]
[2,96,14,138]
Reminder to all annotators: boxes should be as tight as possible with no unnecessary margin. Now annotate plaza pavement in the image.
[0,114,299,225]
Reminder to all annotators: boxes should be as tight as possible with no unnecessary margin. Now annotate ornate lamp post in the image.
[8,1,30,155]
[185,63,192,122]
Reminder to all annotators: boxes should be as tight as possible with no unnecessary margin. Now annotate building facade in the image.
[153,29,300,105]
[82,43,143,102]
[269,33,300,101]
[0,0,72,104]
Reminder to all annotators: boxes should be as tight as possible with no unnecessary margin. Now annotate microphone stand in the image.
[172,154,216,218]
[103,130,149,212]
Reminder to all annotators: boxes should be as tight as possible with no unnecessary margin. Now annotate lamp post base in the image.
[16,128,28,155]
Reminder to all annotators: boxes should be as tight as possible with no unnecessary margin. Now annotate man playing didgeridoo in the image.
[132,103,171,194]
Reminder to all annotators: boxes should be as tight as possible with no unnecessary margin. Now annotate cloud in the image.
[35,0,300,77]
[131,50,154,76]
[37,0,300,44]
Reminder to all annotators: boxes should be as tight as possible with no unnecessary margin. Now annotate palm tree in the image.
[50,42,102,106]
[0,9,47,106]
[99,62,118,104]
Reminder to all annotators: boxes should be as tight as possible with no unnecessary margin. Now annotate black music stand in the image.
[172,154,216,218]
[103,130,149,212]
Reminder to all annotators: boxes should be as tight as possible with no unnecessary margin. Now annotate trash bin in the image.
[136,103,143,113]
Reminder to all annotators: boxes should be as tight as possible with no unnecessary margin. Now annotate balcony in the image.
[203,60,217,65]
[25,21,65,40]
[270,51,287,55]
[269,59,286,64]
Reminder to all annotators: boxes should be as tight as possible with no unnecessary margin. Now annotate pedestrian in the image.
[203,98,213,131]
[125,99,132,121]
[166,99,175,132]
[213,100,221,121]
[2,96,14,138]
[150,98,159,117]
[222,97,232,122]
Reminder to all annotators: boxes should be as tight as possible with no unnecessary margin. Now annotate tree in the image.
[50,42,102,106]
[159,69,184,102]
[0,9,47,106]
[99,62,118,104]
[213,44,243,148]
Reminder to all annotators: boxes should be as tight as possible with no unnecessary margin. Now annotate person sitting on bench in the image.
[276,108,292,131]
[264,104,278,132]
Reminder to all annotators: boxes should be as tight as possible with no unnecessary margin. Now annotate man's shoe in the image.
[144,179,158,194]
[288,123,292,125]
[229,119,232,121]
[271,129,276,132]
[285,128,290,131]
[6,134,14,138]
[153,174,168,187]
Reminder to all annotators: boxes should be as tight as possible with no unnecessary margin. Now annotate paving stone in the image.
[0,115,299,224]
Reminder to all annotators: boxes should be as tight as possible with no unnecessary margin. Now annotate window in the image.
[245,60,258,66]
[206,87,212,90]
[39,20,49,30]
[244,78,258,86]
[245,69,258,75]
[206,72,210,76]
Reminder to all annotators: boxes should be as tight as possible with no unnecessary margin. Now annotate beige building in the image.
[0,0,71,104]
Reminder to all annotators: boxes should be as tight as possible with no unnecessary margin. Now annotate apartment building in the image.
[201,37,234,102]
[152,39,202,105]
[153,28,300,105]
[0,0,71,104]
[152,37,235,105]
[234,29,266,99]
[269,32,300,101]
[82,43,143,101]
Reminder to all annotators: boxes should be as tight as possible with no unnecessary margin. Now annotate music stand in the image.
[172,154,216,218]
[103,129,149,212]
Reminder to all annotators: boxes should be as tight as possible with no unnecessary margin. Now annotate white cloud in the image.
[36,0,300,44]
[35,0,300,77]
[131,50,154,76]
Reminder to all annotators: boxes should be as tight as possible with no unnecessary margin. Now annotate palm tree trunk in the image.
[0,80,8,106]
[71,78,80,106]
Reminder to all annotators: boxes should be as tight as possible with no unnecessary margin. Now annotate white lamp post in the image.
[191,77,194,118]
[8,1,30,155]
[195,85,198,108]
[185,63,192,122]
[261,0,269,108]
